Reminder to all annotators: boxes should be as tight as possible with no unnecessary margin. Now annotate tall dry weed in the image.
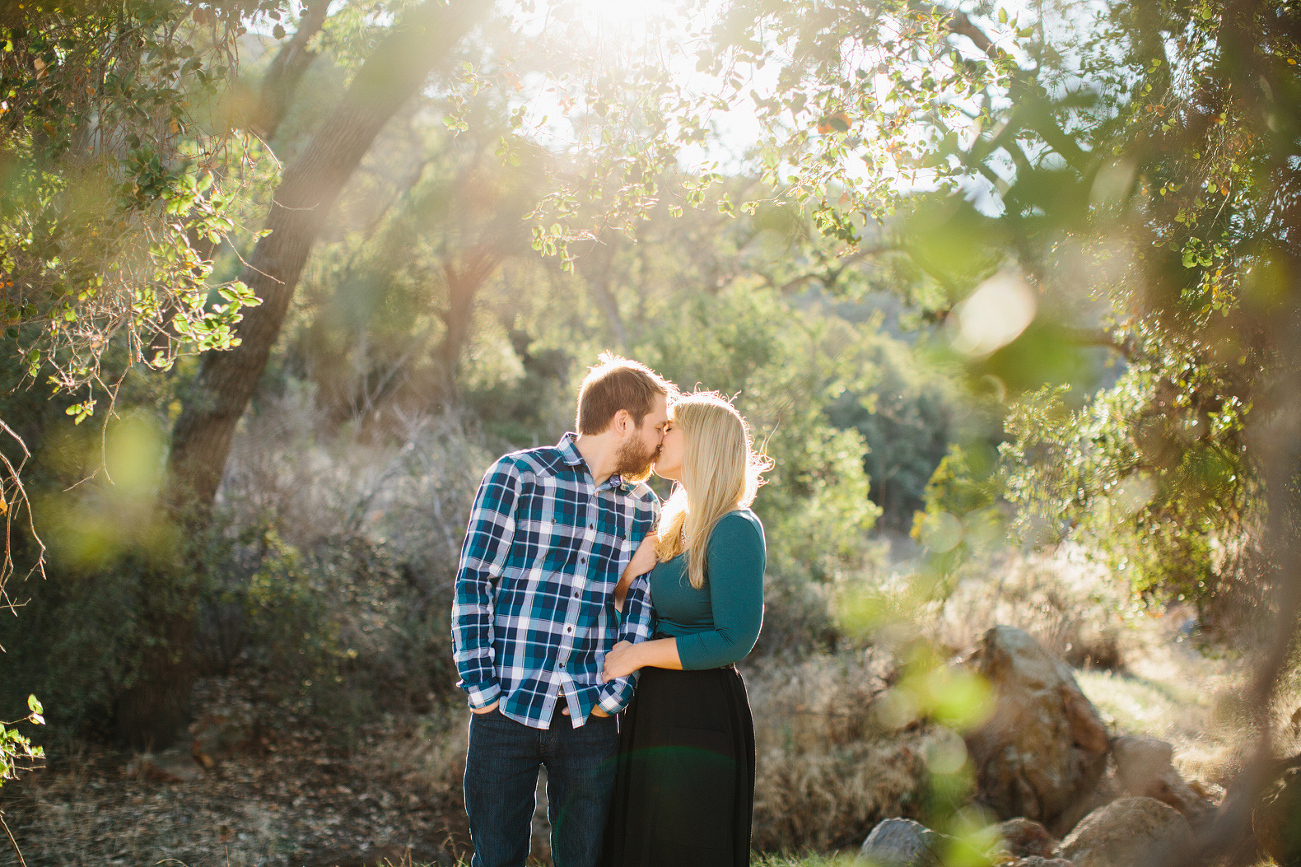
[220,383,490,562]
[362,703,469,807]
[199,386,495,718]
[930,545,1131,668]
[745,652,937,852]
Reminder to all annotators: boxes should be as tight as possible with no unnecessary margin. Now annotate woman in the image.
[599,391,770,867]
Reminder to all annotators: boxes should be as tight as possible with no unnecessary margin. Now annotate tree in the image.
[94,0,482,749]
[167,0,485,510]
[0,1,283,594]
[0,0,303,772]
[662,0,1301,858]
[289,116,552,423]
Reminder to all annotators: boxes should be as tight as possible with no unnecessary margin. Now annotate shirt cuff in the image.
[463,681,502,710]
[596,678,633,716]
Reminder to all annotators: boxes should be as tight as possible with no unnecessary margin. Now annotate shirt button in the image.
[580,557,586,564]
[573,591,580,598]
[566,626,573,633]
[559,662,566,668]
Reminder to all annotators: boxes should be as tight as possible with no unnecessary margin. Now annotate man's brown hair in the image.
[576,352,672,435]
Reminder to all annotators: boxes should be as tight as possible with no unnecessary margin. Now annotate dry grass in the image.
[930,544,1133,668]
[222,390,491,568]
[751,855,862,866]
[745,650,935,853]
[361,707,468,807]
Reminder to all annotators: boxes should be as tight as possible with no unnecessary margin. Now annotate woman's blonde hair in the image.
[654,392,772,589]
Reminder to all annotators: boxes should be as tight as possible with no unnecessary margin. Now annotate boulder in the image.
[964,626,1109,835]
[1057,796,1191,867]
[1052,764,1123,833]
[992,817,1056,858]
[1111,734,1216,823]
[858,818,943,867]
[858,818,988,867]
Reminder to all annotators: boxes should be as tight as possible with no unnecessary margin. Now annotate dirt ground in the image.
[0,550,1266,867]
[0,679,476,867]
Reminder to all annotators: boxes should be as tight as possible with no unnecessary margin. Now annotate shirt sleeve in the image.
[451,457,521,709]
[677,513,766,671]
[595,572,655,715]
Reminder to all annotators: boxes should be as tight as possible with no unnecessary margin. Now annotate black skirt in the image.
[599,665,756,867]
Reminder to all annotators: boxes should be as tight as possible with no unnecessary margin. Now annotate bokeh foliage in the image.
[3,6,1299,858]
[0,0,273,406]
[663,0,1299,626]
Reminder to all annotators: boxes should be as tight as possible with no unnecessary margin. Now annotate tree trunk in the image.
[110,566,199,750]
[168,0,483,510]
[436,248,499,398]
[122,0,481,750]
[248,0,331,143]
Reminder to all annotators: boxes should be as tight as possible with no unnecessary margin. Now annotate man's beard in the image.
[614,436,659,483]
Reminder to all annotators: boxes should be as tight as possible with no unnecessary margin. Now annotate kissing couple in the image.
[452,352,770,867]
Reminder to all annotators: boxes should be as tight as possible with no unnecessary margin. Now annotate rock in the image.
[1057,796,1192,867]
[991,817,1056,858]
[1111,734,1216,823]
[963,626,1110,835]
[859,818,943,867]
[858,818,988,867]
[1051,765,1122,835]
[1112,735,1174,786]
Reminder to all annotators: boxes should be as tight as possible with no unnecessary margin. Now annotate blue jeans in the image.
[464,708,619,867]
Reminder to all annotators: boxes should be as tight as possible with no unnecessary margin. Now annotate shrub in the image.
[196,393,493,727]
[746,652,935,852]
[632,282,883,655]
[930,546,1132,669]
[0,382,492,744]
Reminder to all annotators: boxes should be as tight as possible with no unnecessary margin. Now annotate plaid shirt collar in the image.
[556,432,636,494]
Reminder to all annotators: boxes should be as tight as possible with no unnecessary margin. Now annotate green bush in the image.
[824,332,974,532]
[997,373,1255,620]
[196,520,459,729]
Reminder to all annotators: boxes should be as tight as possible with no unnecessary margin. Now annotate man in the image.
[451,353,673,867]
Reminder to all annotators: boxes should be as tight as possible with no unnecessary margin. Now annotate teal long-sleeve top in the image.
[647,509,766,670]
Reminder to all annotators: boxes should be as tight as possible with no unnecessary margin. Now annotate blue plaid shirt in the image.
[451,433,658,728]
